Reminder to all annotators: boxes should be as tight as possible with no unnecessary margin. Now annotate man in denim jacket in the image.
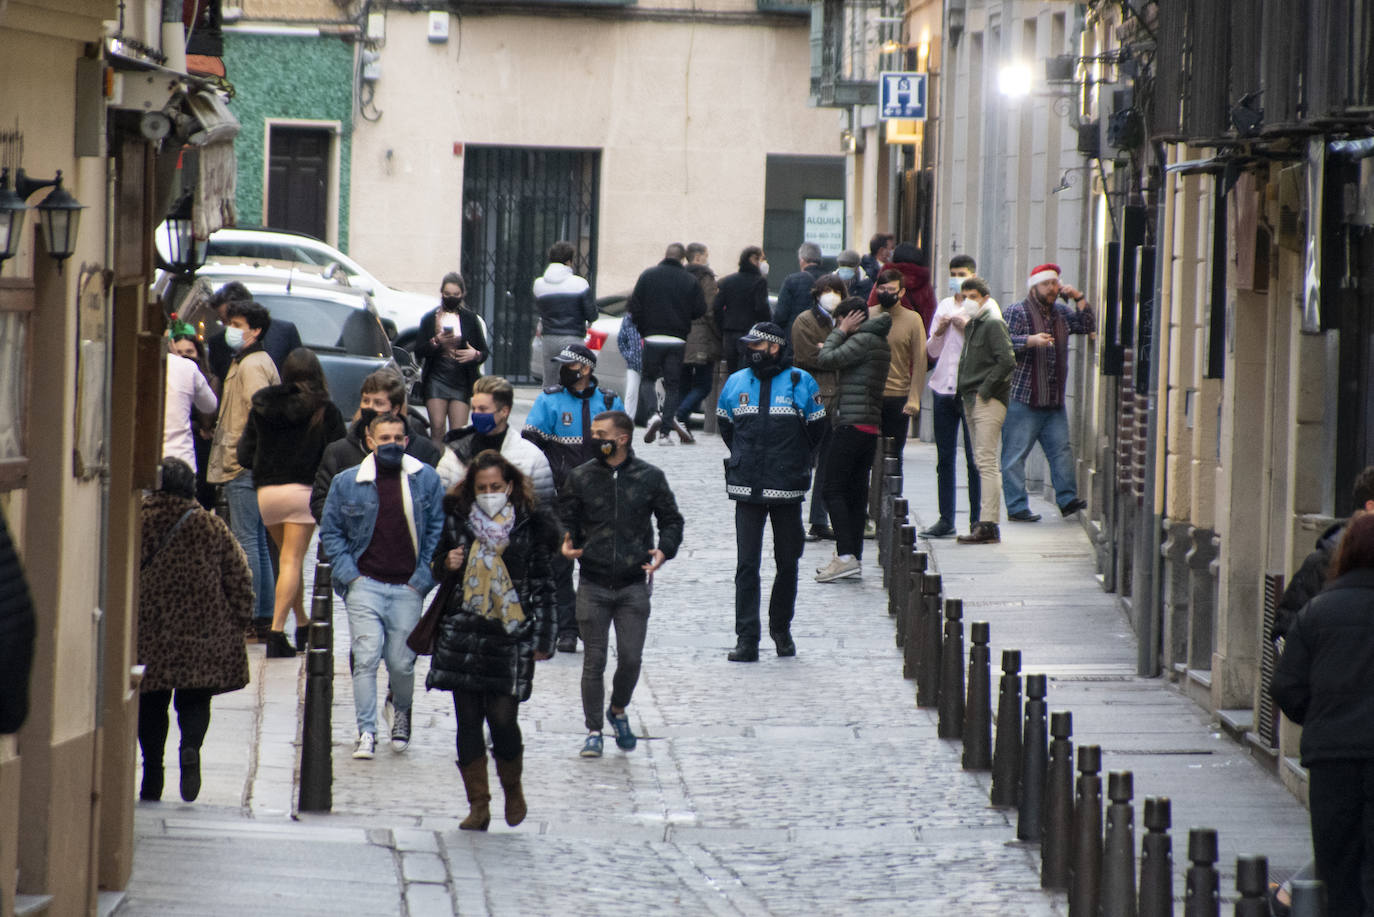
[320,413,445,760]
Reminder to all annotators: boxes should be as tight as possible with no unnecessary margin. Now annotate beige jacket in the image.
[207,350,279,484]
[884,305,928,409]
[790,307,839,412]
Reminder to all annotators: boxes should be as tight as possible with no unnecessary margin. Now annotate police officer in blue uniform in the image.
[523,343,624,652]
[716,322,827,662]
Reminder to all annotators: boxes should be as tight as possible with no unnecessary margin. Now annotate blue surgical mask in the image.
[374,442,405,470]
[837,266,856,282]
[224,326,246,351]
[948,277,963,295]
[471,411,498,434]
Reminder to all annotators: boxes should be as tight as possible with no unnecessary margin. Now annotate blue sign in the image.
[879,71,927,120]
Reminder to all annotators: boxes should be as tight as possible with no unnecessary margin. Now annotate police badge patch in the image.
[738,393,750,406]
[561,412,572,426]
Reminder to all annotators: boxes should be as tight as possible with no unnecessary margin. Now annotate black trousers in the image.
[138,688,214,766]
[1309,759,1374,917]
[724,335,747,373]
[641,342,685,424]
[453,690,521,766]
[734,501,804,643]
[823,425,878,559]
[553,553,577,638]
[932,391,980,526]
[807,420,832,527]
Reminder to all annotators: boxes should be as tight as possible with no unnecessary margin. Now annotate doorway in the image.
[461,145,600,381]
[266,125,332,240]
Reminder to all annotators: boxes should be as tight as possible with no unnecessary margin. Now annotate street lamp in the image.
[998,63,1033,99]
[0,167,86,273]
[159,193,207,275]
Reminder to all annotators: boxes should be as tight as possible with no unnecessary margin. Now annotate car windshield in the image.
[207,239,362,279]
[253,294,391,357]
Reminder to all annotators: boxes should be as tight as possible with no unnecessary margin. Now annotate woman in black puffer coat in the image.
[428,449,558,831]
[1273,512,1374,916]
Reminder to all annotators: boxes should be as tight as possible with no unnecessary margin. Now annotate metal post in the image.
[916,573,942,707]
[962,621,992,770]
[1069,745,1104,916]
[899,548,927,651]
[1183,828,1220,917]
[1234,855,1268,917]
[1042,711,1074,890]
[298,642,334,812]
[1016,674,1049,842]
[1102,772,1138,917]
[1138,797,1175,917]
[311,562,333,652]
[1288,880,1327,917]
[889,522,914,623]
[989,650,1023,807]
[937,599,965,738]
[878,457,901,580]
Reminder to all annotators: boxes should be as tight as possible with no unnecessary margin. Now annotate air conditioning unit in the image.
[1097,84,1138,161]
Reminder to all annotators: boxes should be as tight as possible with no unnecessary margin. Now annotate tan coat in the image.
[207,348,279,484]
[789,307,839,412]
[884,305,928,411]
[138,493,252,694]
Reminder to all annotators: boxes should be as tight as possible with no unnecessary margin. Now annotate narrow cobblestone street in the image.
[121,393,1307,915]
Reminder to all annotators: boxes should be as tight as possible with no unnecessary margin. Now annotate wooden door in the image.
[267,126,330,239]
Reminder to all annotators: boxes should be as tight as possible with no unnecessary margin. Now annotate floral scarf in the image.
[461,504,525,632]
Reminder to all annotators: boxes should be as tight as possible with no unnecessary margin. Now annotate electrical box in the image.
[428,11,449,43]
[366,11,385,41]
[361,50,381,83]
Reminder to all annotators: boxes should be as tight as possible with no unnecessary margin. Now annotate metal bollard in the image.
[889,523,914,622]
[1041,711,1074,890]
[1068,745,1103,916]
[937,600,965,738]
[1138,797,1175,917]
[1016,674,1049,842]
[298,644,334,812]
[899,548,927,650]
[962,622,992,770]
[989,650,1023,807]
[916,573,943,707]
[1183,828,1220,917]
[1101,772,1138,917]
[1234,855,1268,917]
[877,458,901,579]
[1288,880,1327,917]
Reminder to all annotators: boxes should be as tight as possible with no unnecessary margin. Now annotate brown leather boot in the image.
[457,757,491,830]
[494,754,527,827]
[957,522,1002,545]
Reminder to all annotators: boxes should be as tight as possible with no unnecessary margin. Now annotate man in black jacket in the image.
[206,281,302,387]
[713,246,771,373]
[0,503,36,734]
[627,244,707,444]
[558,411,684,758]
[717,323,827,662]
[311,370,444,524]
[772,241,826,347]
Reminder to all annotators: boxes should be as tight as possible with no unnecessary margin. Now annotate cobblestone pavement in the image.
[122,392,1305,914]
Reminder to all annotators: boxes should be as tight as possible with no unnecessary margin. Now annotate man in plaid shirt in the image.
[1000,263,1097,523]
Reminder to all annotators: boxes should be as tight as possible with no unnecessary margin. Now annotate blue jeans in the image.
[999,400,1078,515]
[676,362,715,422]
[345,577,422,737]
[932,392,979,526]
[224,471,275,622]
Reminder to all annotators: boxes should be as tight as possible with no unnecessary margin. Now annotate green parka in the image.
[815,310,892,427]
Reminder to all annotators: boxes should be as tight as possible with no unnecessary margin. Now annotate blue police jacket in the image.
[716,363,826,503]
[521,380,625,487]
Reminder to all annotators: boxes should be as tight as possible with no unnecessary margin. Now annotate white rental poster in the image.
[803,198,845,257]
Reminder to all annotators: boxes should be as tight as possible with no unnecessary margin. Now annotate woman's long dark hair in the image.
[1331,512,1374,578]
[446,450,535,519]
[280,347,330,426]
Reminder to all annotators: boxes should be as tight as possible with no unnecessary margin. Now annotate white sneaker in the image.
[815,555,861,583]
[353,732,376,759]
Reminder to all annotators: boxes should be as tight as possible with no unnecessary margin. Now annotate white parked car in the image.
[156,226,437,335]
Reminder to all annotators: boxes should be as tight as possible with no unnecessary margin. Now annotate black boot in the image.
[265,630,297,658]
[727,640,759,662]
[179,747,201,802]
[140,761,164,801]
[771,630,797,657]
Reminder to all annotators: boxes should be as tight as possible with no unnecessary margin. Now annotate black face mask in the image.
[596,438,617,459]
[559,365,583,388]
[748,349,778,369]
[877,291,899,309]
[441,295,463,311]
[357,408,378,431]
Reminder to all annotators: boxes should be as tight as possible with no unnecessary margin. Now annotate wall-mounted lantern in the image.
[0,168,86,273]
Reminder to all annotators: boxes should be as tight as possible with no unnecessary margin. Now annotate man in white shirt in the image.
[163,330,218,472]
[922,254,988,537]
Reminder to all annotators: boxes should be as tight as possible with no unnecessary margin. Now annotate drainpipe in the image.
[1135,140,1168,677]
[162,0,187,73]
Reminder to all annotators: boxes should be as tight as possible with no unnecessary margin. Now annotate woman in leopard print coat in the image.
[137,458,253,802]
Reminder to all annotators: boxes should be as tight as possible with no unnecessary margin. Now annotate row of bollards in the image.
[873,479,1326,915]
[298,561,334,813]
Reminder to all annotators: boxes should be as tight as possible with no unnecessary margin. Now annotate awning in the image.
[184,89,239,239]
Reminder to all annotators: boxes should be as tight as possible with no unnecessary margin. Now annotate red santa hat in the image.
[1028,263,1061,287]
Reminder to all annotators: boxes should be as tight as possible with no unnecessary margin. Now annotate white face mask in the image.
[948,277,963,295]
[475,491,510,518]
[224,326,247,351]
[818,291,842,313]
[758,260,770,278]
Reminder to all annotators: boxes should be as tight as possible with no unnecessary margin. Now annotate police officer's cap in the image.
[552,342,597,368]
[740,322,786,347]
